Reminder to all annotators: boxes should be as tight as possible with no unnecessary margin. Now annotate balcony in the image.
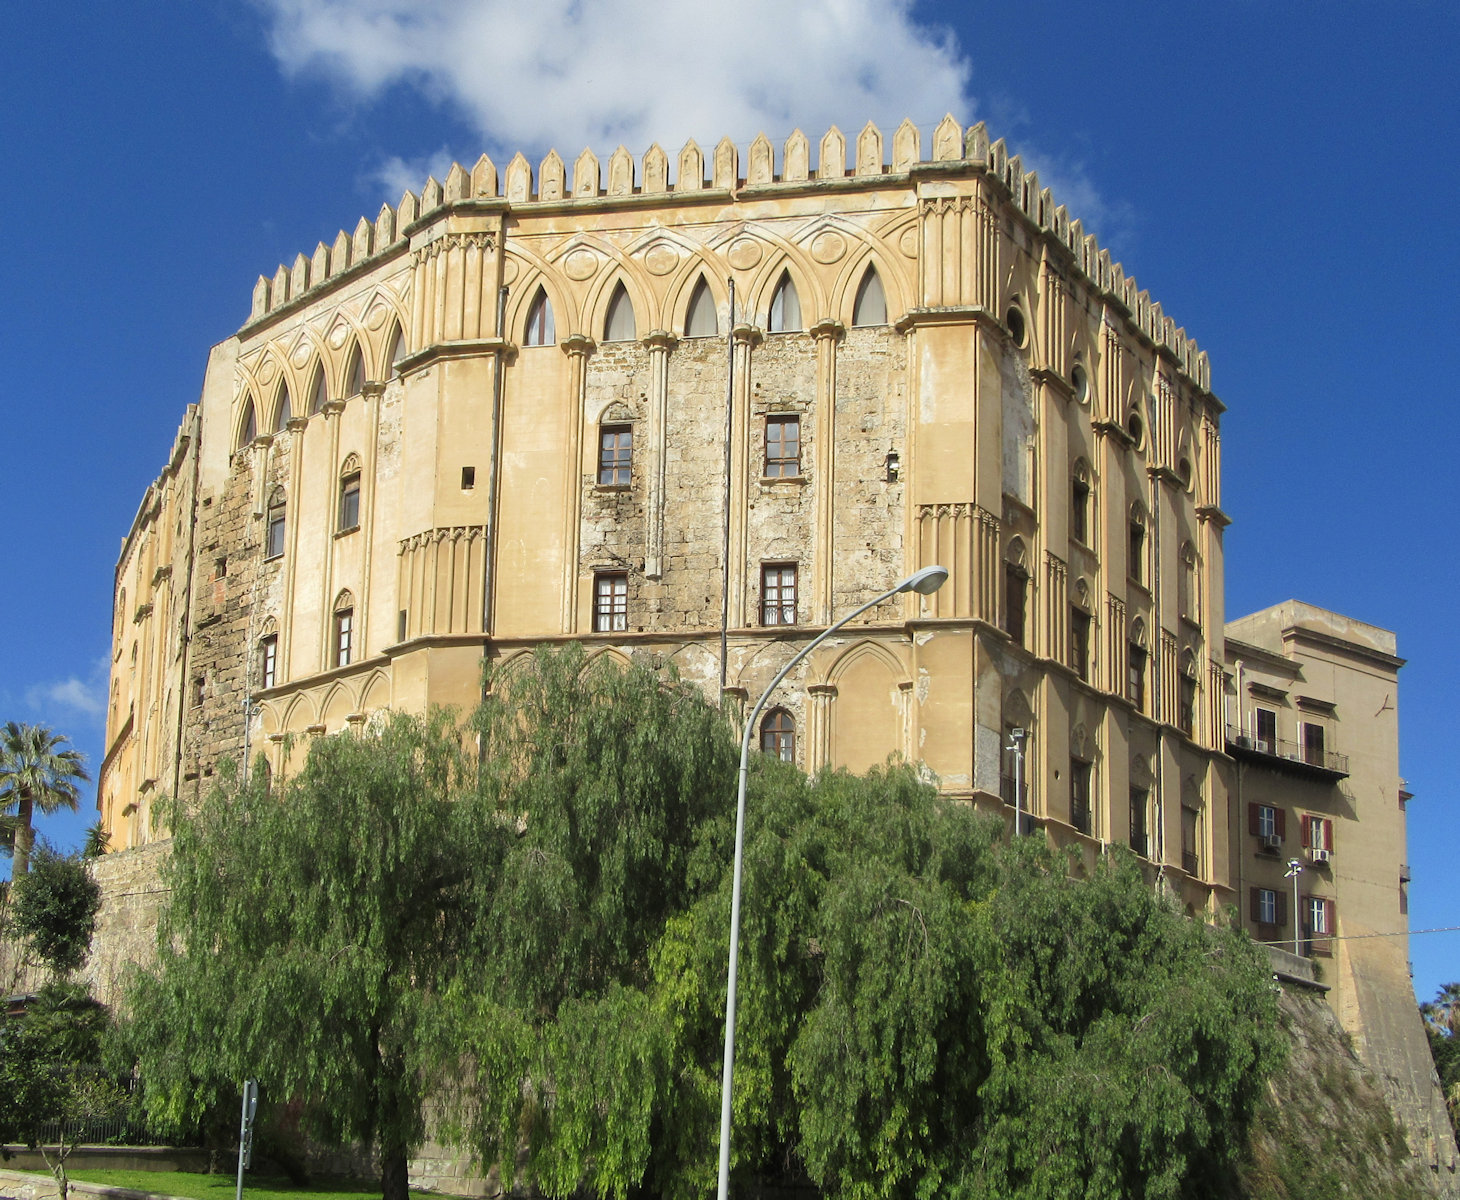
[1225,726,1349,779]
[1182,850,1200,877]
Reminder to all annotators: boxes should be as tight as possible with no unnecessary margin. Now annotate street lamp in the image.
[715,564,949,1200]
[1005,727,1026,836]
[1285,858,1304,957]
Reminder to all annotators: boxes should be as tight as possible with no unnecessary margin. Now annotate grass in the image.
[55,1170,439,1200]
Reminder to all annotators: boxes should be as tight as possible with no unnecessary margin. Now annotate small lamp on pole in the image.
[715,564,949,1200]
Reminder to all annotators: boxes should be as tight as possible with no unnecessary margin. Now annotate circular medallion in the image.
[290,340,313,368]
[899,226,919,258]
[328,322,350,350]
[364,303,389,330]
[810,230,846,264]
[564,249,599,281]
[500,257,519,285]
[644,243,680,276]
[257,359,276,386]
[727,238,763,270]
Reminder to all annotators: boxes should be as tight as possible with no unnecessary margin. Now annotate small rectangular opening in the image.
[461,466,476,489]
[398,610,408,642]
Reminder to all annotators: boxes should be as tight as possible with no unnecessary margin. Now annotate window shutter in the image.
[1300,813,1311,848]
[1248,802,1260,836]
[1323,818,1334,852]
[1249,887,1261,922]
[1275,891,1287,927]
[1275,807,1287,839]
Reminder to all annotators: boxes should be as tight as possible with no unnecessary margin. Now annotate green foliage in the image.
[82,821,111,859]
[1423,982,1460,1139]
[131,646,1286,1200]
[10,844,103,976]
[129,708,497,1200]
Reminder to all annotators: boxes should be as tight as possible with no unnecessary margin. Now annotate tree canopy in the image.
[10,844,103,976]
[0,722,90,878]
[129,645,1284,1200]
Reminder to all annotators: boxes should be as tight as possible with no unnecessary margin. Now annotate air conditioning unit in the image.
[1260,833,1283,850]
[1308,847,1331,864]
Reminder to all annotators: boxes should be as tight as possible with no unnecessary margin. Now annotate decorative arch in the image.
[343,341,366,396]
[851,264,887,327]
[340,452,361,477]
[766,270,803,333]
[1002,686,1034,729]
[682,275,719,338]
[1129,616,1148,648]
[822,637,909,689]
[308,361,328,415]
[551,233,658,337]
[602,280,637,343]
[523,286,556,346]
[321,681,356,729]
[502,251,578,343]
[1073,577,1093,612]
[384,322,406,373]
[358,670,390,713]
[334,588,355,612]
[1005,535,1028,570]
[582,646,633,676]
[236,395,258,450]
[269,379,292,432]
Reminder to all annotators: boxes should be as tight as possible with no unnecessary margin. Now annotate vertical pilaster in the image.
[727,324,760,627]
[808,683,836,772]
[561,336,595,631]
[281,417,307,673]
[643,331,677,578]
[810,319,843,623]
[359,381,384,652]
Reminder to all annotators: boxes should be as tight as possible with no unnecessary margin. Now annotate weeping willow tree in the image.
[130,645,1283,1200]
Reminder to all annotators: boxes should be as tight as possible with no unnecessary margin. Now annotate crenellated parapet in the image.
[245,115,1210,392]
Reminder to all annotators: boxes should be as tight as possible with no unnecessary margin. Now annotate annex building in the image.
[91,116,1454,1180]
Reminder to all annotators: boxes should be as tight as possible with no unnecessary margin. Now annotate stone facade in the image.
[89,115,1447,1184]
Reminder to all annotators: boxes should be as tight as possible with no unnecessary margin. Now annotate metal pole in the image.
[716,566,947,1200]
[1286,859,1304,957]
[236,1079,257,1200]
[1006,728,1025,836]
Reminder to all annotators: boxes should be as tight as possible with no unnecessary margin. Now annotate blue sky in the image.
[2,2,1455,1002]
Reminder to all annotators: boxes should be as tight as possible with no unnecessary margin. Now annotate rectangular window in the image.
[1004,565,1027,647]
[397,610,408,643]
[259,635,278,690]
[761,563,798,626]
[1128,645,1147,711]
[266,507,286,559]
[598,426,632,486]
[1129,787,1149,856]
[338,474,361,532]
[1071,478,1089,544]
[1070,608,1092,682]
[593,573,628,633]
[1254,887,1280,927]
[1302,814,1333,854]
[1248,802,1285,845]
[1254,707,1277,753]
[1303,896,1334,957]
[1302,722,1327,767]
[765,415,801,477]
[1069,760,1092,835]
[1128,520,1146,585]
[1178,674,1197,737]
[191,676,205,708]
[1181,807,1200,877]
[334,609,353,668]
[461,466,476,490]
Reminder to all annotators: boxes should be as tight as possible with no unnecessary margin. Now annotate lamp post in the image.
[715,564,949,1200]
[1285,857,1304,957]
[1005,727,1026,836]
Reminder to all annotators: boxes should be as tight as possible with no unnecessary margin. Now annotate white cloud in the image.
[25,657,110,722]
[254,0,1123,246]
[257,0,972,163]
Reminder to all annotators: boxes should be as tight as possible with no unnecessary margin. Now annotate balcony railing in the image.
[1182,850,1200,876]
[1224,726,1349,777]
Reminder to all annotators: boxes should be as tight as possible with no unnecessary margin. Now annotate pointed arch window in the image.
[1180,542,1200,624]
[333,591,355,668]
[852,265,887,327]
[1128,505,1148,586]
[1071,460,1092,546]
[767,271,802,333]
[258,627,279,690]
[685,277,718,337]
[338,455,362,533]
[345,343,366,397]
[308,364,328,415]
[385,323,406,372]
[271,381,292,433]
[524,288,556,346]
[1003,538,1029,648]
[265,486,287,560]
[238,397,257,450]
[604,282,637,342]
[1127,618,1148,712]
[760,709,795,762]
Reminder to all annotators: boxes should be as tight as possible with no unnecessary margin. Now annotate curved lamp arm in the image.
[715,565,948,1200]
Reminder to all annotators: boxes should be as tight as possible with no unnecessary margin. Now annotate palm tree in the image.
[0,722,90,878]
[1424,982,1460,1037]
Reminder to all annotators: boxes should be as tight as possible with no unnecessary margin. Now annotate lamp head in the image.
[899,565,950,596]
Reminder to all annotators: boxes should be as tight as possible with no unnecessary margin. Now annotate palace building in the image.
[93,116,1452,1177]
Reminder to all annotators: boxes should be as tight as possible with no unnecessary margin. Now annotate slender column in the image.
[561,336,595,630]
[726,324,761,627]
[807,683,836,772]
[642,331,677,578]
[810,319,843,624]
[359,381,384,653]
